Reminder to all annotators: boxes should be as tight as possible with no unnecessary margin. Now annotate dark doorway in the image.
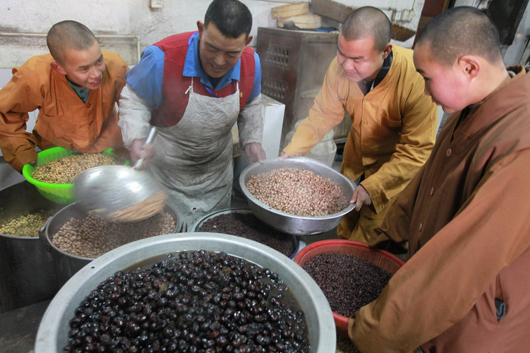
[485,0,530,46]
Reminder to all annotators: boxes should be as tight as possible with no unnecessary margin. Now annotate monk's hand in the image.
[21,159,37,174]
[279,151,304,161]
[245,142,266,164]
[350,185,372,211]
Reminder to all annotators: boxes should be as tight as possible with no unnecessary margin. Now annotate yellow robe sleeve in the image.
[283,58,348,157]
[0,61,45,171]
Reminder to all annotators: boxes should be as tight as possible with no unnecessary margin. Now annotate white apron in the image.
[147,78,239,227]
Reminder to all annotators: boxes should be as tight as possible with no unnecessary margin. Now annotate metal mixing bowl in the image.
[35,233,336,352]
[239,157,356,236]
[41,202,182,287]
[190,208,301,259]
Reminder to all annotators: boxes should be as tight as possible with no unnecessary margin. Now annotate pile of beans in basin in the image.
[302,253,392,318]
[197,212,295,257]
[245,168,349,217]
[64,250,310,352]
[0,209,58,237]
[32,153,118,184]
[52,212,176,258]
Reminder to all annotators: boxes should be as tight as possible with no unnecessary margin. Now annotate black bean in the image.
[64,251,310,352]
[197,212,295,257]
[303,253,392,317]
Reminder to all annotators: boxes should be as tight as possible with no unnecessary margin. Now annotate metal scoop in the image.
[73,127,167,222]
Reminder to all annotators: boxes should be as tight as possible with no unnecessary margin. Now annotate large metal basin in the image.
[0,181,62,314]
[35,233,336,352]
[190,208,301,259]
[239,157,356,236]
[41,202,182,287]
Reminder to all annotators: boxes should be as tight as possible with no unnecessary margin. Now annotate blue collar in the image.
[182,32,241,90]
[66,78,89,103]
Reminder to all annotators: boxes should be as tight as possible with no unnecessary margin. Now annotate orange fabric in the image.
[0,51,129,171]
[350,68,530,352]
[283,46,438,242]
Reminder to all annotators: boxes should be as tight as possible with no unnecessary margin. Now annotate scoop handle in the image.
[133,126,157,169]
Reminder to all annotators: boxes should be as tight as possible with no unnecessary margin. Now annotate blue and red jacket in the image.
[125,31,261,128]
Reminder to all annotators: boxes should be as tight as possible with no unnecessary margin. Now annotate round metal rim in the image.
[189,207,300,259]
[239,157,356,221]
[43,202,182,261]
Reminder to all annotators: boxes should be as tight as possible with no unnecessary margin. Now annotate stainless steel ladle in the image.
[73,127,166,222]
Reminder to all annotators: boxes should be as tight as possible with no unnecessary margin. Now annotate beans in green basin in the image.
[32,152,118,184]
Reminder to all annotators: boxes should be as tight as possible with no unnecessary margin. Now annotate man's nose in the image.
[89,66,102,78]
[214,54,226,66]
[340,57,354,71]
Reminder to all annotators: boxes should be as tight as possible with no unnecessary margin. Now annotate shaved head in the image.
[341,6,392,52]
[416,6,503,67]
[47,20,98,65]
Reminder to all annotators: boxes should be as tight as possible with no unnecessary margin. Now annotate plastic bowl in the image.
[293,239,404,335]
[239,157,356,236]
[22,147,123,204]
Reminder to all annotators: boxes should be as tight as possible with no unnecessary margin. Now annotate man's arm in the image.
[238,52,265,163]
[282,59,347,158]
[118,46,164,165]
[0,65,42,171]
[118,84,155,166]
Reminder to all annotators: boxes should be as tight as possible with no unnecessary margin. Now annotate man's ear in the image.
[457,55,480,80]
[382,43,392,59]
[197,21,204,39]
[50,62,67,75]
[245,35,253,46]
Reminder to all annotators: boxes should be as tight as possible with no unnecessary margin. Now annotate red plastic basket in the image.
[293,239,404,335]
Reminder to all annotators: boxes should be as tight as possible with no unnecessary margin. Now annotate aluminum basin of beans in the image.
[245,168,349,217]
[63,250,310,352]
[197,212,295,257]
[52,212,176,259]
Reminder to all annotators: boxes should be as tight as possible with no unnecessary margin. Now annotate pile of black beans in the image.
[302,253,392,318]
[64,250,310,352]
[197,212,295,257]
